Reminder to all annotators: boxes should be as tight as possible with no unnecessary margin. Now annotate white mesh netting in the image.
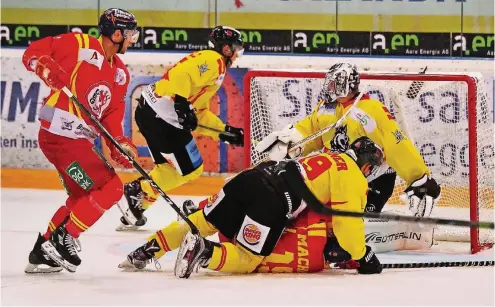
[246,71,494,253]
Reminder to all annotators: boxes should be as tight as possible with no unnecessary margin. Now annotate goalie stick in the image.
[60,87,200,234]
[283,161,494,230]
[327,260,494,270]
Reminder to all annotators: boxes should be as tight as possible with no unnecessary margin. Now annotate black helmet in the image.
[346,136,383,177]
[98,8,138,39]
[208,26,244,58]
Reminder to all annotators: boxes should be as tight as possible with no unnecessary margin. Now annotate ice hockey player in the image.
[116,26,245,231]
[256,62,441,257]
[23,8,139,273]
[119,137,384,278]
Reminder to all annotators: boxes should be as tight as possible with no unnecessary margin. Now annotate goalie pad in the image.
[364,210,435,253]
[255,124,304,161]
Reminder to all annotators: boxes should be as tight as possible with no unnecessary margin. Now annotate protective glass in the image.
[233,43,244,57]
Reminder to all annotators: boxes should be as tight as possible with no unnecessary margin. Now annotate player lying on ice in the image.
[119,137,384,277]
[23,8,139,273]
[256,62,441,254]
[116,26,245,231]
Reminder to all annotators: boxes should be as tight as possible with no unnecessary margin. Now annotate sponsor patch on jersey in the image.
[236,216,270,254]
[215,73,225,85]
[115,68,127,85]
[203,189,225,216]
[185,139,203,168]
[86,81,112,119]
[242,224,262,245]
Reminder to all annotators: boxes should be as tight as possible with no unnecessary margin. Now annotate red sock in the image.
[65,175,123,238]
[42,206,69,240]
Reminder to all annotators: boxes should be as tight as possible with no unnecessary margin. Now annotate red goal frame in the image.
[243,70,491,254]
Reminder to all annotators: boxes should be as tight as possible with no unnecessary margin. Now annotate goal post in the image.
[243,70,494,254]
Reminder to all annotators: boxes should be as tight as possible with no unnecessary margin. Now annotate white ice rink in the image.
[1,188,494,306]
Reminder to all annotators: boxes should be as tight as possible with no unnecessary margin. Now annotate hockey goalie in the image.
[255,63,441,255]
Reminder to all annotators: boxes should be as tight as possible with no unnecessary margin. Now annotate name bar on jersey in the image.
[0,24,493,58]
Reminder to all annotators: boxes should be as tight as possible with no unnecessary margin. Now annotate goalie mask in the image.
[321,63,360,103]
[346,136,383,178]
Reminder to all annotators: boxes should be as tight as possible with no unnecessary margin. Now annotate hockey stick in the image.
[327,260,494,270]
[198,124,237,138]
[60,87,199,233]
[284,162,494,230]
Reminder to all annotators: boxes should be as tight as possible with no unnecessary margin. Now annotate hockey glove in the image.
[401,174,441,217]
[109,136,138,169]
[219,125,244,146]
[34,56,70,91]
[255,124,304,161]
[174,95,198,131]
[356,245,382,274]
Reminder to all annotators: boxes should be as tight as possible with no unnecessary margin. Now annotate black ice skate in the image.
[41,226,81,273]
[174,231,214,279]
[118,238,162,270]
[116,177,148,231]
[25,233,63,274]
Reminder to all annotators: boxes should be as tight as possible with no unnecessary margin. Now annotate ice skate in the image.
[41,226,81,273]
[24,233,63,274]
[174,231,214,279]
[116,178,148,231]
[118,238,161,270]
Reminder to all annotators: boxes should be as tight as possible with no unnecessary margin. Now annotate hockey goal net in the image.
[243,70,494,254]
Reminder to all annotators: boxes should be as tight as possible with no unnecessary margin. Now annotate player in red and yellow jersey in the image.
[23,8,139,274]
[116,26,245,231]
[119,137,384,278]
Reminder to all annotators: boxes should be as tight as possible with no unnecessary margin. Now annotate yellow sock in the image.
[207,242,264,274]
[146,210,217,259]
[140,163,203,209]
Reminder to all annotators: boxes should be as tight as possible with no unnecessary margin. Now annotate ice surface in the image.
[1,188,494,306]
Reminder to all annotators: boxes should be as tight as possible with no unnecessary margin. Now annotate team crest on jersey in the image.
[198,62,209,76]
[330,125,350,153]
[86,81,112,118]
[243,224,262,245]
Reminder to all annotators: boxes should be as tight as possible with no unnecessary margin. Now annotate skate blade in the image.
[24,263,63,274]
[115,223,143,232]
[174,233,197,278]
[118,259,136,269]
[41,241,77,273]
[116,200,138,226]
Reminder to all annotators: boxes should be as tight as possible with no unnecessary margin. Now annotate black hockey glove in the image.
[174,95,198,131]
[403,174,441,217]
[357,245,382,274]
[219,125,244,146]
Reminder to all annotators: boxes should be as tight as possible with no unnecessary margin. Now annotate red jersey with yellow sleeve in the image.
[255,221,328,273]
[141,50,226,139]
[294,94,429,185]
[22,32,130,140]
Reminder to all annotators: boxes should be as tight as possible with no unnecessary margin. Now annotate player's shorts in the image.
[135,96,203,176]
[203,167,300,256]
[366,171,397,212]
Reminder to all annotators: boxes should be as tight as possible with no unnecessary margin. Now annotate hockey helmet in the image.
[98,8,139,43]
[208,26,244,57]
[322,63,360,103]
[346,136,384,177]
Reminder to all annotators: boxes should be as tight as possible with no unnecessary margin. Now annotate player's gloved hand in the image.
[401,174,441,217]
[174,95,198,131]
[109,136,138,169]
[219,125,244,146]
[356,245,382,274]
[255,124,304,161]
[34,56,70,91]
